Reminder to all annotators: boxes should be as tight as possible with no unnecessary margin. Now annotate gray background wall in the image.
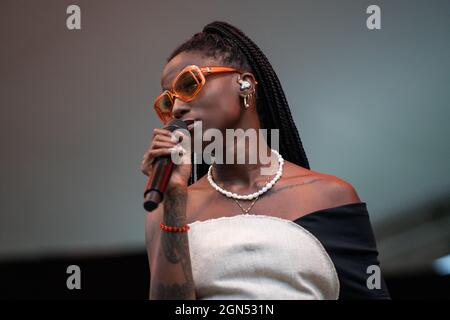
[1,0,449,268]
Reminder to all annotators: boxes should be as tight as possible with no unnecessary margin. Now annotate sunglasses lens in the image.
[174,70,200,98]
[154,66,204,123]
[155,93,174,123]
[156,93,172,112]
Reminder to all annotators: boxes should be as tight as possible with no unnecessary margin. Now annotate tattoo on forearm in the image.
[161,186,188,263]
[153,185,195,299]
[152,281,194,300]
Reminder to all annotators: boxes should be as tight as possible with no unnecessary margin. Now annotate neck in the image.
[211,140,278,191]
[207,109,280,191]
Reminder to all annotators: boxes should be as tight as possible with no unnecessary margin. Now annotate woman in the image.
[141,21,390,300]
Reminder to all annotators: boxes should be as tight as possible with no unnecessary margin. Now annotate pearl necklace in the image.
[207,149,284,200]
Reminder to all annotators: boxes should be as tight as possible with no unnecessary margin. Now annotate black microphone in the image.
[143,119,188,212]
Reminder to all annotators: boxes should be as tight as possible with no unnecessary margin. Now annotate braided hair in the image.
[166,21,311,185]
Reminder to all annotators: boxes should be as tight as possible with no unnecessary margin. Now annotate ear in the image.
[236,72,258,98]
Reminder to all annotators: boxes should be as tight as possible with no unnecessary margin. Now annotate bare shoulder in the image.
[284,161,362,208]
[317,171,362,205]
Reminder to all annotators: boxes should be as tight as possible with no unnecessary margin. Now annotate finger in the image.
[152,140,177,149]
[141,164,151,176]
[168,145,191,165]
[141,155,153,176]
[142,143,176,167]
[141,150,163,176]
[170,130,187,143]
[147,148,177,160]
[141,149,158,173]
[154,134,177,144]
[149,129,176,150]
[152,128,173,139]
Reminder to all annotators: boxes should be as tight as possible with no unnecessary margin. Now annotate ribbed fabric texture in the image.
[188,214,339,300]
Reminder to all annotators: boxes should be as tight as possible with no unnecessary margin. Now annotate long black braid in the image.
[166,21,311,186]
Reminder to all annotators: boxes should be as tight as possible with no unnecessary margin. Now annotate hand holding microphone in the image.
[141,119,191,212]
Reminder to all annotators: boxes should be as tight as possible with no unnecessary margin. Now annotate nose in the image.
[171,97,191,119]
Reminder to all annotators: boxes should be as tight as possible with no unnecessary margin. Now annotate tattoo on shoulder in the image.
[266,177,323,196]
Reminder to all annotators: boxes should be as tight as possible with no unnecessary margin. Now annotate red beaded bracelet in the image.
[160,222,190,232]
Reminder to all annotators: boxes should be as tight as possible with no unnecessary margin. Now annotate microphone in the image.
[143,119,188,212]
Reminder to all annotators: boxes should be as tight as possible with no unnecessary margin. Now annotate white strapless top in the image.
[187,214,340,300]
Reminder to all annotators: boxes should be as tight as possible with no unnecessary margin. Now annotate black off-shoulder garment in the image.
[294,202,391,299]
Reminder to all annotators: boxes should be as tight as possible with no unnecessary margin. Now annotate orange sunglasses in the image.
[153,65,243,124]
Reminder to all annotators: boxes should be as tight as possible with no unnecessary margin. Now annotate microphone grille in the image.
[164,118,188,131]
